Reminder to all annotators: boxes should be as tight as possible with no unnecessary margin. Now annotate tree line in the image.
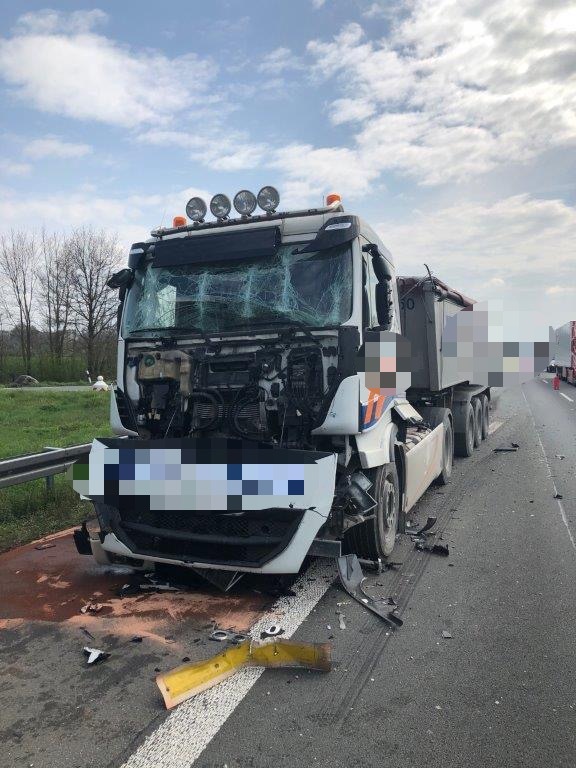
[0,227,122,383]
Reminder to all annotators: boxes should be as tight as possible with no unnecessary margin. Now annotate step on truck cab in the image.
[72,188,490,576]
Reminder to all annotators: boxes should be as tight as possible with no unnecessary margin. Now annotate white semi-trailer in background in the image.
[552,321,576,385]
[73,189,491,576]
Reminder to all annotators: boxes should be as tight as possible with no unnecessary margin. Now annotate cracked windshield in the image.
[123,243,352,335]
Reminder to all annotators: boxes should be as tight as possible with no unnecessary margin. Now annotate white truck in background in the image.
[73,189,490,578]
[551,321,576,385]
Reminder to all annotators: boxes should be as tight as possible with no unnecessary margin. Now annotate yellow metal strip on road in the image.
[156,639,331,709]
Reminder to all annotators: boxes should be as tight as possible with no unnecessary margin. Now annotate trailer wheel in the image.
[480,394,490,440]
[454,402,475,457]
[434,413,454,485]
[472,398,482,448]
[343,464,400,559]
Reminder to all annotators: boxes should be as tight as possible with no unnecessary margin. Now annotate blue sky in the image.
[1,0,575,340]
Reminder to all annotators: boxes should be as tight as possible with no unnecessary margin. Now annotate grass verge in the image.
[0,389,113,552]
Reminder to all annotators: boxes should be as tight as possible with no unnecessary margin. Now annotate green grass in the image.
[0,389,114,552]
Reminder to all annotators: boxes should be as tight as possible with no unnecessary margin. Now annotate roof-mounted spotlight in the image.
[210,193,231,220]
[186,197,207,223]
[257,185,280,214]
[233,189,257,217]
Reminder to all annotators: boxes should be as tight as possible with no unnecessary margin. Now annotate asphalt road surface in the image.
[1,378,575,768]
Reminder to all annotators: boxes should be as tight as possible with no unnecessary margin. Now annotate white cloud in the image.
[0,185,211,250]
[0,11,216,128]
[377,194,576,278]
[0,160,32,176]
[312,0,327,8]
[305,2,576,185]
[545,285,576,295]
[138,129,266,172]
[257,47,302,75]
[24,137,92,159]
[14,9,108,35]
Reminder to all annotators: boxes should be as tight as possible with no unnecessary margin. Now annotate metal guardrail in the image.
[0,444,90,490]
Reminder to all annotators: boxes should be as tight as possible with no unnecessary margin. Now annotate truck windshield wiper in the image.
[233,317,319,341]
[128,325,204,336]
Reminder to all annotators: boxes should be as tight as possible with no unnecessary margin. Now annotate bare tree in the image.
[0,231,38,374]
[37,230,73,363]
[67,227,121,375]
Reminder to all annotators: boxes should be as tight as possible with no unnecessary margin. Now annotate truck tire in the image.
[480,394,490,440]
[343,464,400,559]
[434,413,454,485]
[472,397,482,448]
[454,402,475,458]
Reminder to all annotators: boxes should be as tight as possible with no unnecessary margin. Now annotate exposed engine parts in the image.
[125,338,339,446]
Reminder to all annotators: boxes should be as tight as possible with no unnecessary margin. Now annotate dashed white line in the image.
[560,392,574,402]
[541,379,549,384]
[121,559,335,768]
[488,419,503,435]
[522,389,576,552]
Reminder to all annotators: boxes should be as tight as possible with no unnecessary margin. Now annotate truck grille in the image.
[111,506,305,567]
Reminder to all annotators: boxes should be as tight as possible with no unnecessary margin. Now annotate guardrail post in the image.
[44,447,59,495]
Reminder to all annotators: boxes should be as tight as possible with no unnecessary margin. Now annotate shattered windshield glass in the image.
[122,243,352,335]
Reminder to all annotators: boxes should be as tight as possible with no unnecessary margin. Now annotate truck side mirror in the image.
[376,281,392,327]
[107,268,133,290]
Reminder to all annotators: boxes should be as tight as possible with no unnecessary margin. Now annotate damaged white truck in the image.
[72,188,490,580]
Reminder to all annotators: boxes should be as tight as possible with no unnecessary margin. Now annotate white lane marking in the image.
[541,379,549,384]
[122,559,335,768]
[488,419,503,435]
[522,390,576,552]
[560,392,574,402]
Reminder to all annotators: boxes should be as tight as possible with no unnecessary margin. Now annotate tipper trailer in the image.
[73,189,490,576]
[552,321,576,385]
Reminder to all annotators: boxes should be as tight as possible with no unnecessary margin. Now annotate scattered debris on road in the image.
[555,455,566,460]
[83,647,110,665]
[441,630,453,639]
[209,629,249,644]
[336,610,346,630]
[554,493,563,499]
[80,602,102,614]
[413,516,437,536]
[415,541,450,557]
[494,447,518,453]
[260,624,284,639]
[80,627,95,641]
[156,639,331,709]
[34,542,56,551]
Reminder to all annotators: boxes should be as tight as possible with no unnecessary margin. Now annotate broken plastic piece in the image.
[80,602,103,614]
[34,542,56,550]
[156,639,331,709]
[494,447,518,453]
[337,554,403,629]
[441,630,453,639]
[83,647,110,665]
[336,611,346,630]
[415,541,450,557]
[554,493,563,499]
[412,516,437,536]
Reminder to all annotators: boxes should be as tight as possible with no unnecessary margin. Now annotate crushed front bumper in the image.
[72,437,338,574]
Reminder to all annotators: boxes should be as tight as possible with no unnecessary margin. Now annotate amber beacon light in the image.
[326,193,342,205]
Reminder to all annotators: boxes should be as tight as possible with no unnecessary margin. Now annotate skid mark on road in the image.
[522,389,576,552]
[121,559,335,768]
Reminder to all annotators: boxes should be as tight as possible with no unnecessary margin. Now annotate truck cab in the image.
[73,189,462,577]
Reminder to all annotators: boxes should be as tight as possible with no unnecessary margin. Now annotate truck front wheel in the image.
[454,402,475,457]
[343,464,400,559]
[435,413,454,485]
[472,398,482,448]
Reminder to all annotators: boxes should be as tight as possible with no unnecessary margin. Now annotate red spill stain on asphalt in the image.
[0,531,271,639]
